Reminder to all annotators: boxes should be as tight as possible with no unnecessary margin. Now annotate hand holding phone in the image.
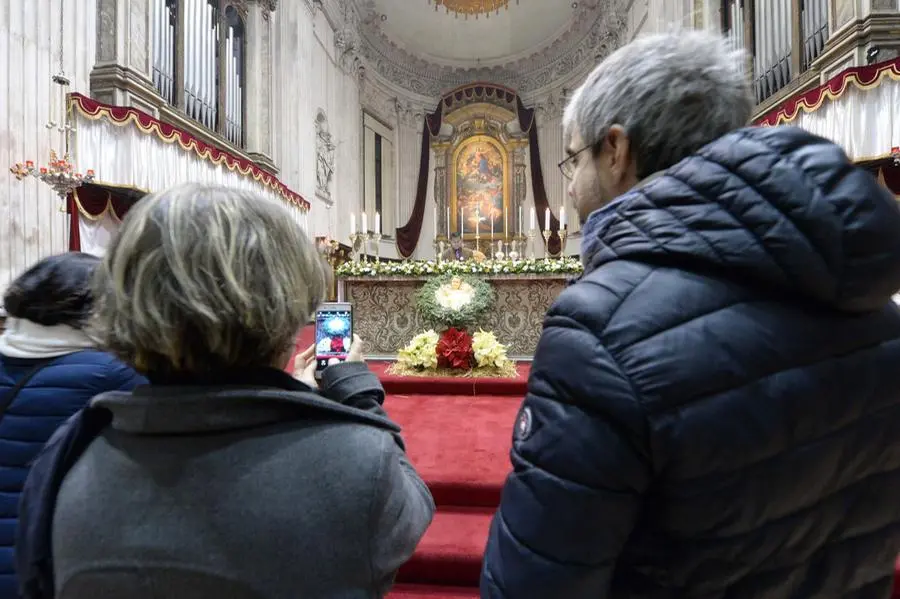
[295,335,364,389]
[313,302,353,379]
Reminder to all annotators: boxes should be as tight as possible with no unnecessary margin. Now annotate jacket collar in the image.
[92,367,399,435]
[578,127,900,312]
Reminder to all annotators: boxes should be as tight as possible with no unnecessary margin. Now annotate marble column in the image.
[512,146,528,237]
[91,0,157,113]
[433,150,448,238]
[244,2,277,172]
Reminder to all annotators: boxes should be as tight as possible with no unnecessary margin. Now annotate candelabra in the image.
[526,230,536,259]
[10,72,95,199]
[370,232,382,263]
[542,229,570,259]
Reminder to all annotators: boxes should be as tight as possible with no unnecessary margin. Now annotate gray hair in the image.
[562,30,752,179]
[92,183,327,376]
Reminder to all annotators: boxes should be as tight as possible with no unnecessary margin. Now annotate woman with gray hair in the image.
[41,184,434,599]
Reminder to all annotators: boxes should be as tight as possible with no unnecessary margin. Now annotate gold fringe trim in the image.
[759,59,900,126]
[68,94,309,211]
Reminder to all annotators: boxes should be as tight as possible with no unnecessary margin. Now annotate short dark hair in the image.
[3,253,101,328]
[450,232,461,240]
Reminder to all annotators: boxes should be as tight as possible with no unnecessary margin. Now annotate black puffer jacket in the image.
[482,127,900,599]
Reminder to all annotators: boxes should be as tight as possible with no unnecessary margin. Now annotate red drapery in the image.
[394,83,558,257]
[67,183,146,252]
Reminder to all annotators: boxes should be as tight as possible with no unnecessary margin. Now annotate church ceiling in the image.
[347,0,629,98]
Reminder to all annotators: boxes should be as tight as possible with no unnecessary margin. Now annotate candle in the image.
[446,207,450,238]
[350,213,356,235]
[505,212,508,237]
[362,212,368,234]
[490,211,494,239]
[375,212,381,235]
[544,208,550,231]
[460,207,464,236]
[519,206,523,235]
[530,207,536,231]
[560,207,566,229]
[433,207,437,237]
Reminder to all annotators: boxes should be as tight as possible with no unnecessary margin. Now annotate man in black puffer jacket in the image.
[482,31,900,599]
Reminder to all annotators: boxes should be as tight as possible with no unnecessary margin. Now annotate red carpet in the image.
[382,364,525,598]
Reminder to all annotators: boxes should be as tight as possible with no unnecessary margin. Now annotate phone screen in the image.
[314,303,352,375]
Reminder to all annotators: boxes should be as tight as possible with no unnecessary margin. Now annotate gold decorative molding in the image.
[428,0,513,19]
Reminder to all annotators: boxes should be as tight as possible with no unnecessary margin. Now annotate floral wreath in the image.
[416,274,494,329]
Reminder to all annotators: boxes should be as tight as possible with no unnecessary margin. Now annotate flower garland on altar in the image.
[336,257,582,278]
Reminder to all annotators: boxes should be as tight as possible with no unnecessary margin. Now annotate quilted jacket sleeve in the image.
[481,283,653,598]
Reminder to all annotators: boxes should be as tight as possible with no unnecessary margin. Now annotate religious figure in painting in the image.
[456,140,505,235]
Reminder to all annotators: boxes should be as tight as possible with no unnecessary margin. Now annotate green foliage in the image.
[416,275,494,329]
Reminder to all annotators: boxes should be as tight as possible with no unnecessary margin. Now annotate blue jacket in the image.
[0,350,145,598]
[482,127,900,598]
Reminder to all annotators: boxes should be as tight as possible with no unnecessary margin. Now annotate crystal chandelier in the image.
[427,0,518,19]
[9,9,93,199]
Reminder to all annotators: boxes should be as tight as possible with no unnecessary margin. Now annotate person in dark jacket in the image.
[482,31,900,599]
[0,253,146,597]
[47,184,434,599]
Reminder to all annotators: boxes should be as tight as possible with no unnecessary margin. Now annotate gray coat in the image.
[51,362,434,599]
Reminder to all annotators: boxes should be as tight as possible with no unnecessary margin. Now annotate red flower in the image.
[437,327,474,370]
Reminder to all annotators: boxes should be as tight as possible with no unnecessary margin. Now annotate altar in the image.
[337,272,570,360]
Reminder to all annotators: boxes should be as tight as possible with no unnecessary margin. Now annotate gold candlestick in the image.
[542,229,552,262]
[543,229,570,259]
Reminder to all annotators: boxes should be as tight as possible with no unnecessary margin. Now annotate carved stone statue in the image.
[315,112,334,201]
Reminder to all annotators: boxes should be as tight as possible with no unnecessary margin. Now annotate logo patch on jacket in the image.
[514,406,532,441]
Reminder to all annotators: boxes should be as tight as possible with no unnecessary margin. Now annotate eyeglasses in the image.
[558,145,592,180]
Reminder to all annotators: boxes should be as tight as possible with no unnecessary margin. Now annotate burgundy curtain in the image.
[67,184,145,252]
[395,102,444,258]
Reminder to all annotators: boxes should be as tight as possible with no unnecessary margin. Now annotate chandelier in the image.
[427,0,518,19]
[9,10,93,198]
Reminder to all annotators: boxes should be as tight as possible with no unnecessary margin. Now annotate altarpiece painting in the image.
[451,135,510,239]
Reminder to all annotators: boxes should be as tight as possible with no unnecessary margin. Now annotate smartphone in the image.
[314,302,353,379]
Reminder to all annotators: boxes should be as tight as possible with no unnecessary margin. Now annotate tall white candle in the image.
[544,208,550,231]
[529,207,536,231]
[519,206,523,235]
[350,212,356,235]
[460,207,464,236]
[432,207,437,237]
[560,207,566,229]
[505,212,508,237]
[446,207,450,238]
[490,211,494,239]
[375,212,381,235]
[362,212,368,234]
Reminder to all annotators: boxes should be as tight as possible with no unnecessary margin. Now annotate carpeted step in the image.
[396,507,492,588]
[373,362,530,397]
[385,394,518,507]
[388,584,480,598]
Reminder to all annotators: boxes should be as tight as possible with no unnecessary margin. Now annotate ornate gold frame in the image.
[450,134,511,240]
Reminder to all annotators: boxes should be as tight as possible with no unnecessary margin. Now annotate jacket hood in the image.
[92,386,400,435]
[581,126,900,312]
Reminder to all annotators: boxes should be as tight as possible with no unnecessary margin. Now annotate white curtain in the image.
[766,77,898,161]
[73,112,310,252]
[77,211,119,257]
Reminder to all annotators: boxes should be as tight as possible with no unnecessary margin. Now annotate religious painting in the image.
[451,135,509,239]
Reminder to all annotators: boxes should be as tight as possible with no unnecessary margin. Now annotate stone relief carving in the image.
[315,110,335,202]
[348,0,629,96]
[128,0,149,73]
